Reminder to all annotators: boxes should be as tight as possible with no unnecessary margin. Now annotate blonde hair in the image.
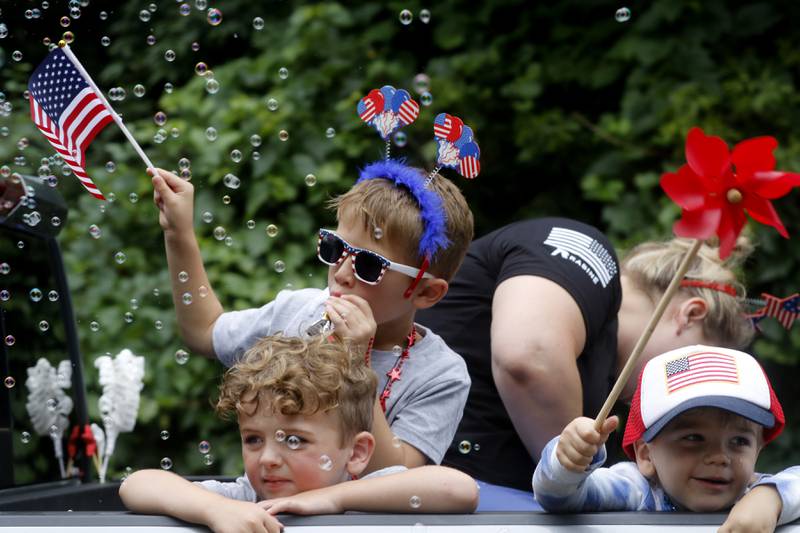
[621,237,755,349]
[329,171,474,281]
[216,335,377,446]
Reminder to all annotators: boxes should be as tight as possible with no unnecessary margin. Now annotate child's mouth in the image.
[692,477,731,489]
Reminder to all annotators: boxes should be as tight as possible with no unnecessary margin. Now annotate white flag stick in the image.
[59,42,155,170]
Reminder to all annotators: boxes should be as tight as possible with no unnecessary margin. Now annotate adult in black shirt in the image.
[417,218,735,491]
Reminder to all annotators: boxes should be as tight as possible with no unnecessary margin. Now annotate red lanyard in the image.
[378,325,417,412]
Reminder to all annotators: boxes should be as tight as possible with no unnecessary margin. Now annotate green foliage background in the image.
[1,0,799,484]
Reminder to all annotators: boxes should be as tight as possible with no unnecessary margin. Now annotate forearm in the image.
[119,469,220,525]
[364,398,426,473]
[492,355,582,461]
[334,466,478,513]
[163,230,223,357]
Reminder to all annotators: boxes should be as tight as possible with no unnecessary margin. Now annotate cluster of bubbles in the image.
[107,87,127,101]
[457,440,480,454]
[399,8,431,25]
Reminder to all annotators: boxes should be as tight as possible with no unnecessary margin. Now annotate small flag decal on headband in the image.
[665,350,738,393]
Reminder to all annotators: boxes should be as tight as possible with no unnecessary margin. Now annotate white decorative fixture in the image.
[25,358,73,478]
[95,349,144,483]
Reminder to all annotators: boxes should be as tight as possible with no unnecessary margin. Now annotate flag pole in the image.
[58,41,155,170]
[593,238,704,430]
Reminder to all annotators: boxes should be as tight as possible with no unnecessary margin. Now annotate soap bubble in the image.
[223,173,240,189]
[130,298,139,310]
[319,454,333,471]
[249,134,262,147]
[182,292,192,305]
[191,41,200,52]
[304,174,317,187]
[114,251,127,264]
[286,435,301,450]
[203,454,214,466]
[29,288,43,302]
[138,9,151,22]
[266,224,278,237]
[38,320,49,332]
[409,495,422,509]
[0,290,9,301]
[195,62,208,76]
[179,3,191,16]
[275,429,286,442]
[89,321,100,332]
[21,431,31,444]
[164,50,176,62]
[419,9,431,23]
[4,335,14,346]
[230,150,242,163]
[88,224,102,239]
[62,31,74,44]
[413,73,430,94]
[266,98,279,111]
[253,17,264,30]
[325,127,336,138]
[178,157,191,170]
[198,440,211,454]
[198,286,208,298]
[160,457,173,470]
[124,312,134,323]
[153,111,167,126]
[175,349,189,365]
[278,67,289,79]
[458,440,472,454]
[60,16,71,27]
[392,345,402,356]
[393,131,407,147]
[420,92,433,107]
[4,376,15,388]
[207,8,223,25]
[246,219,256,229]
[205,127,218,141]
[154,320,163,330]
[474,443,481,451]
[146,34,156,46]
[100,36,111,47]
[373,227,384,240]
[213,226,227,240]
[392,436,402,448]
[164,83,174,94]
[205,78,220,94]
[399,9,413,25]
[279,130,289,141]
[274,260,286,273]
[160,430,170,440]
[202,211,213,223]
[615,7,631,22]
[12,50,23,62]
[48,290,59,301]
[0,263,8,275]
[129,193,139,203]
[105,161,116,173]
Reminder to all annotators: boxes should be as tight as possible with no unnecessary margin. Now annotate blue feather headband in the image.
[358,159,449,261]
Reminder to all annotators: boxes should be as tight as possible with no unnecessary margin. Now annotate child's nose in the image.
[333,254,356,287]
[703,443,731,466]
[259,442,283,468]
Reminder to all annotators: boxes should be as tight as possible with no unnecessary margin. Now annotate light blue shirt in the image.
[533,436,800,525]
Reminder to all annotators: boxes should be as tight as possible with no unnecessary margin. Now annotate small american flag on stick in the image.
[665,350,738,393]
[28,46,113,199]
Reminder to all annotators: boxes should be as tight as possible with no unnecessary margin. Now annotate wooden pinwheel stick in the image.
[594,238,704,431]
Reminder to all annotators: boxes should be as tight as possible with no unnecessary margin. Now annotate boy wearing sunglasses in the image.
[150,160,474,473]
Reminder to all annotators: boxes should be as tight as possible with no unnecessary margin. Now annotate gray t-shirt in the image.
[213,288,470,463]
[197,465,408,502]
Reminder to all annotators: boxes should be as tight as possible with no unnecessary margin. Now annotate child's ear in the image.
[676,297,708,335]
[346,431,375,478]
[633,439,657,480]
[410,278,449,309]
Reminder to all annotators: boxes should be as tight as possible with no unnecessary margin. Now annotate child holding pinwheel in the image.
[534,128,800,530]
[149,86,480,474]
[533,345,800,531]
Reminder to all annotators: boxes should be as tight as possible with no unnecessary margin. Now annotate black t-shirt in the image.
[416,218,622,491]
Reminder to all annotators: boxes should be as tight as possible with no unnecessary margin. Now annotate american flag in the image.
[28,47,113,200]
[665,350,738,393]
[762,293,800,330]
[459,155,480,179]
[397,98,419,126]
[434,114,453,139]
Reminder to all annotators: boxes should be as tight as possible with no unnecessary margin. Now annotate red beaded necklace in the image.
[378,325,417,412]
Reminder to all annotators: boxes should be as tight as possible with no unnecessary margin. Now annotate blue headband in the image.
[357,159,449,260]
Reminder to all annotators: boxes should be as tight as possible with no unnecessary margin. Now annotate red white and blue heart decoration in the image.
[357,85,420,141]
[434,113,480,179]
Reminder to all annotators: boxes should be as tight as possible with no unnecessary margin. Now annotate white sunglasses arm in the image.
[388,263,435,279]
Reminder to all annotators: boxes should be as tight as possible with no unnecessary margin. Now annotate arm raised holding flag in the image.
[27,41,153,200]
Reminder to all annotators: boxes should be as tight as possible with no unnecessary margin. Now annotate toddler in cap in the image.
[533,345,800,531]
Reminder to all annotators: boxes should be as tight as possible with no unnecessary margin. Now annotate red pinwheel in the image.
[661,127,800,258]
